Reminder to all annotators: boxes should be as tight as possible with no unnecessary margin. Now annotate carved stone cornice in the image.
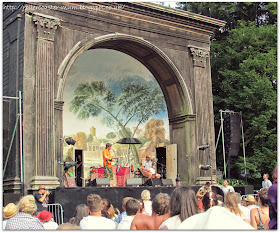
[169,113,196,125]
[32,13,61,41]
[54,100,64,111]
[188,46,209,68]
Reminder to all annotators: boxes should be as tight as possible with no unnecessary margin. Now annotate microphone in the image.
[197,144,209,150]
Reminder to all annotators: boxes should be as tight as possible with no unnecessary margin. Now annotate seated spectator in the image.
[178,206,254,230]
[266,165,277,229]
[69,204,89,226]
[244,195,258,210]
[117,198,140,229]
[3,203,18,229]
[114,197,132,224]
[130,193,170,230]
[57,222,81,230]
[234,192,250,222]
[108,204,117,221]
[224,192,243,218]
[141,189,152,216]
[216,194,224,206]
[159,186,200,230]
[250,188,269,229]
[79,194,116,229]
[5,195,44,230]
[37,210,58,229]
[101,198,112,219]
[202,191,218,212]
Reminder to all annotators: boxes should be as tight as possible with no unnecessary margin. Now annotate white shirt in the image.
[43,221,59,230]
[159,215,182,229]
[142,160,153,170]
[221,185,235,194]
[117,215,134,230]
[80,216,116,230]
[262,180,272,189]
[143,200,152,216]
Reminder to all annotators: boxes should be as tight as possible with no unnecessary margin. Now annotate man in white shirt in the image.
[262,173,272,189]
[213,180,235,194]
[141,155,161,179]
[117,198,140,229]
[80,194,116,230]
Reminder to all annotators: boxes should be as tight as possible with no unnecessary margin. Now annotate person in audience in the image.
[70,204,89,226]
[141,189,152,216]
[37,210,59,229]
[3,203,18,229]
[196,182,212,210]
[114,197,132,224]
[234,192,250,222]
[244,195,258,210]
[79,194,116,229]
[57,222,81,230]
[5,195,44,230]
[130,193,170,230]
[224,192,242,218]
[202,191,218,212]
[101,198,112,219]
[250,188,269,230]
[109,204,117,221]
[262,173,272,189]
[159,186,200,229]
[266,165,277,229]
[177,206,255,230]
[117,198,140,229]
[216,194,224,206]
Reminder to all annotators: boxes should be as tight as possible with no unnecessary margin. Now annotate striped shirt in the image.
[5,212,44,230]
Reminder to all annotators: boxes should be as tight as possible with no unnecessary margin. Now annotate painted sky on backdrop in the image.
[63,49,169,139]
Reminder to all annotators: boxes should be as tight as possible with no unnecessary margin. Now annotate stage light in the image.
[65,137,76,145]
[197,144,209,150]
[199,164,211,170]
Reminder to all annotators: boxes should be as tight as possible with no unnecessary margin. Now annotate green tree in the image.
[106,132,117,139]
[70,81,166,165]
[177,2,277,183]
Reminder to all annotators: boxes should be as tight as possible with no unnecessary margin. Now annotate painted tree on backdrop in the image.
[177,2,277,183]
[70,81,166,166]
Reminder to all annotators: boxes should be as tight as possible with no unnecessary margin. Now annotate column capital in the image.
[32,13,61,41]
[188,46,209,68]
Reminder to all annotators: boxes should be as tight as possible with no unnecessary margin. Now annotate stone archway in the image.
[55,33,197,184]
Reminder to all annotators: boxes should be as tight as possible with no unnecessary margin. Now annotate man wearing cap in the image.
[3,203,18,229]
[37,210,58,229]
[34,185,50,213]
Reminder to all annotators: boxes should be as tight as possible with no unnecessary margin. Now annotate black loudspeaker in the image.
[92,178,110,187]
[161,179,173,187]
[224,113,241,156]
[234,185,254,196]
[126,178,142,187]
[144,178,162,187]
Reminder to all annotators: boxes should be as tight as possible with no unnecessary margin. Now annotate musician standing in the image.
[141,155,161,179]
[103,143,115,182]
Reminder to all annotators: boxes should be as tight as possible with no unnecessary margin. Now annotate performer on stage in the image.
[102,143,115,182]
[141,155,161,179]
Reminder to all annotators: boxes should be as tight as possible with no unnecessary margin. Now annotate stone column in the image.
[30,13,61,189]
[189,46,217,184]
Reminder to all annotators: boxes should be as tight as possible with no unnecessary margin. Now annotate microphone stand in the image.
[155,161,166,178]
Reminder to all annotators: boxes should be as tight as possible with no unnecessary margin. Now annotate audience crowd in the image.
[2,166,277,230]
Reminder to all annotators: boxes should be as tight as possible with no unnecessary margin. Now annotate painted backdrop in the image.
[63,49,170,180]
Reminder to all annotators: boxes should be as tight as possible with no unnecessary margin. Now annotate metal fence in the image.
[47,203,64,225]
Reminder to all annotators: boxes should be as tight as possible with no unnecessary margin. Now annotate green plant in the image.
[217,178,246,187]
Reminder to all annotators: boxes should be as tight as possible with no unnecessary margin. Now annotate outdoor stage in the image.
[53,185,224,222]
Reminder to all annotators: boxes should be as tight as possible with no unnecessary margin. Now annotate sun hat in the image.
[37,210,53,222]
[244,195,256,203]
[3,203,18,219]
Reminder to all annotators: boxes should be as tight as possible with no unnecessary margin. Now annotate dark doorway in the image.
[156,147,166,179]
[75,150,83,187]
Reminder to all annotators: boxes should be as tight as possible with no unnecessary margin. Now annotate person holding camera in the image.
[34,185,50,213]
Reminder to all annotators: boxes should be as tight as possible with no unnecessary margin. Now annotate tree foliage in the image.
[70,81,166,165]
[177,2,277,182]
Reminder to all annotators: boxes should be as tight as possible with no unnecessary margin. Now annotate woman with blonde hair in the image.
[141,189,152,216]
[224,192,243,217]
[5,195,44,230]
